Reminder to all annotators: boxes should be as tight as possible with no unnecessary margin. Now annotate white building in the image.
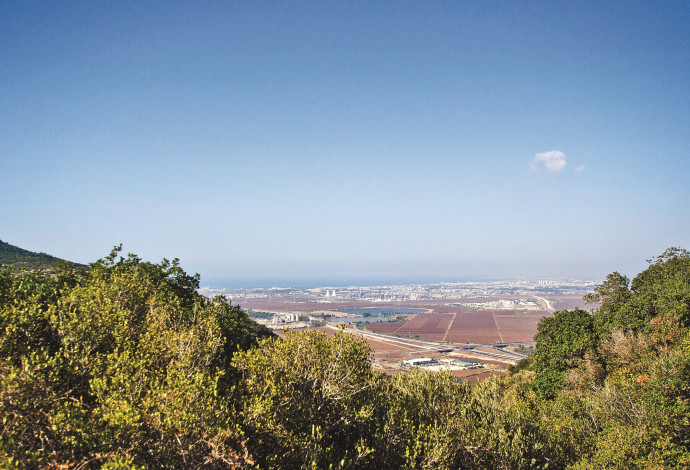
[403,358,435,367]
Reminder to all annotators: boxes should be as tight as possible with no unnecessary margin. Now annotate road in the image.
[332,324,533,360]
[531,295,554,311]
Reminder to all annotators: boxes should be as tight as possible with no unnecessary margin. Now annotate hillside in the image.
[0,239,79,271]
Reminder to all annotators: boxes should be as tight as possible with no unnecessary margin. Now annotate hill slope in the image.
[0,239,77,271]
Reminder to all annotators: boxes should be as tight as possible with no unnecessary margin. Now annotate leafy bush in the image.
[0,247,272,468]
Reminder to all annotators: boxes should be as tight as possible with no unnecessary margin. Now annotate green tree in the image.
[589,248,690,340]
[0,247,272,468]
[232,329,381,469]
[378,368,471,469]
[532,309,596,399]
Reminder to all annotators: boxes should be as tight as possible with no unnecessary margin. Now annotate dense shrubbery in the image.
[1,247,689,468]
[0,247,274,468]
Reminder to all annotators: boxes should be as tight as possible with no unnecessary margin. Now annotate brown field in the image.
[365,309,550,345]
[447,352,511,367]
[451,368,489,378]
[394,313,453,340]
[444,311,502,344]
[367,321,406,334]
[494,311,550,343]
[363,337,425,353]
[427,305,463,314]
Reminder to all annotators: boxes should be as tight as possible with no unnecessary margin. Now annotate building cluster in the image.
[199,278,599,304]
[457,298,539,310]
[271,313,300,324]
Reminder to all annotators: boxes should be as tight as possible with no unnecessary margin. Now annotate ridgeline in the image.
[0,240,81,271]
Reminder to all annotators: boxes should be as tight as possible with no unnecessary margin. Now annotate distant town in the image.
[200,278,599,304]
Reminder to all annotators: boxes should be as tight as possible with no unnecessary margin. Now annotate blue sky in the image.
[2,1,689,286]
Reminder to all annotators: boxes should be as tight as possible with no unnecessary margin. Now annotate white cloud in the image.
[574,165,586,173]
[530,150,567,172]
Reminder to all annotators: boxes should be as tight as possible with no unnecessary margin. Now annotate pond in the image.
[329,307,426,323]
[336,308,426,316]
[330,316,394,323]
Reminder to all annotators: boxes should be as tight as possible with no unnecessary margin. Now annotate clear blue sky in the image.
[2,1,689,286]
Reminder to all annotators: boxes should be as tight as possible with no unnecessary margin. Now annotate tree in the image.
[0,247,271,468]
[232,329,381,469]
[589,248,690,340]
[379,368,472,469]
[532,309,596,399]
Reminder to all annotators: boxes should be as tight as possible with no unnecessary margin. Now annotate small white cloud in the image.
[574,165,586,173]
[530,150,567,172]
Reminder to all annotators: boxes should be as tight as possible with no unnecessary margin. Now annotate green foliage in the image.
[0,246,272,468]
[379,368,471,469]
[0,239,84,272]
[515,345,535,356]
[465,376,548,469]
[2,245,690,468]
[532,309,596,398]
[572,330,690,469]
[232,329,380,469]
[534,248,690,467]
[589,248,690,339]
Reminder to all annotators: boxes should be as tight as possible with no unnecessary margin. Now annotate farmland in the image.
[200,279,597,379]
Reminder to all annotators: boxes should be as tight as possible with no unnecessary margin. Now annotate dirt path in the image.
[491,310,504,343]
[442,312,457,342]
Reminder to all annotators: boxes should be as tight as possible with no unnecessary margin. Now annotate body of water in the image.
[330,308,426,322]
[336,308,426,316]
[330,316,394,324]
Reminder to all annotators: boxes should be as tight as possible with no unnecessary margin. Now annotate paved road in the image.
[531,295,554,311]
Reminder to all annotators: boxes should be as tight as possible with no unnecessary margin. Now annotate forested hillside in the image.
[1,247,688,469]
[0,240,80,271]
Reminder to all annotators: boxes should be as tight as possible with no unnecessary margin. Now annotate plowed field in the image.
[494,311,550,343]
[366,310,549,344]
[394,313,453,342]
[444,311,501,344]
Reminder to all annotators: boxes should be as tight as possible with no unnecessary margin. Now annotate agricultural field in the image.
[230,290,591,381]
[391,313,454,342]
[443,311,502,344]
[494,311,551,343]
[365,309,547,345]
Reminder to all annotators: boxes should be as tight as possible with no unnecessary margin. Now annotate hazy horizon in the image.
[200,275,601,291]
[2,2,688,284]
[198,260,612,290]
